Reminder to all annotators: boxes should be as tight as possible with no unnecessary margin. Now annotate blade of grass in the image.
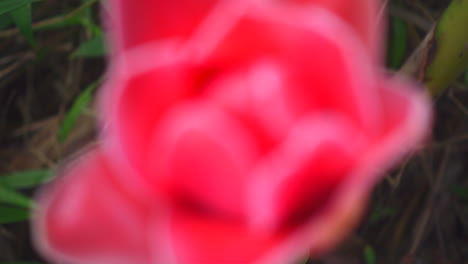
[387,1,408,69]
[9,3,35,46]
[72,34,106,58]
[58,78,100,142]
[0,14,13,30]
[79,0,101,36]
[0,184,34,209]
[0,205,30,224]
[364,245,377,264]
[0,0,40,17]
[79,18,102,36]
[0,170,52,189]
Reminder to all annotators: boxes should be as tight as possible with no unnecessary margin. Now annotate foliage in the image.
[0,0,39,46]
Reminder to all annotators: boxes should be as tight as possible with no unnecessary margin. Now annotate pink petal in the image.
[148,102,260,219]
[33,148,156,264]
[361,77,432,180]
[99,2,388,216]
[248,113,366,231]
[257,176,369,262]
[275,0,380,57]
[102,5,380,184]
[204,62,295,147]
[200,5,380,134]
[99,62,196,197]
[253,78,431,261]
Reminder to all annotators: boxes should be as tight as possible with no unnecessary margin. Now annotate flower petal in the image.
[33,148,155,264]
[248,113,366,231]
[148,102,260,219]
[276,0,380,57]
[201,5,380,134]
[362,77,432,180]
[99,62,197,198]
[205,61,295,145]
[105,0,222,52]
[166,211,279,264]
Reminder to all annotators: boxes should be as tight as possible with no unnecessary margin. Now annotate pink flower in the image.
[33,1,431,264]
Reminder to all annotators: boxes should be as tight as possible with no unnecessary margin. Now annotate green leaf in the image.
[72,34,106,58]
[58,79,100,142]
[9,3,35,46]
[0,0,40,17]
[79,18,102,37]
[0,205,30,223]
[364,245,377,264]
[0,184,34,209]
[0,170,53,189]
[424,0,468,94]
[0,14,13,30]
[388,17,407,69]
[79,0,101,36]
[387,0,407,69]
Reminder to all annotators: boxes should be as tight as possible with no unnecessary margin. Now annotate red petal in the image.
[202,6,380,133]
[148,102,260,219]
[167,211,279,264]
[248,114,365,230]
[249,80,431,260]
[99,62,196,197]
[102,5,381,189]
[33,148,155,264]
[106,0,234,52]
